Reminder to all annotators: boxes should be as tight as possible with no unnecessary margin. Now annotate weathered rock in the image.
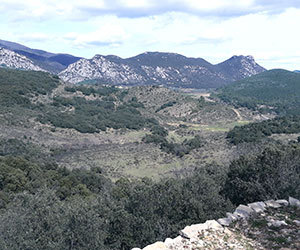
[179,223,208,239]
[267,220,288,227]
[234,205,255,218]
[226,212,238,221]
[205,220,224,231]
[165,236,187,249]
[289,197,300,207]
[248,201,266,213]
[164,238,173,246]
[143,241,167,250]
[293,220,300,226]
[217,217,232,226]
[265,200,282,208]
[276,199,289,206]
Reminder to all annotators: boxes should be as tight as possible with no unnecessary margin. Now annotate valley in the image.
[0,44,299,250]
[0,68,272,180]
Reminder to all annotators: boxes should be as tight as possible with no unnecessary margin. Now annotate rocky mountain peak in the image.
[217,54,265,81]
[0,47,46,72]
[230,55,254,60]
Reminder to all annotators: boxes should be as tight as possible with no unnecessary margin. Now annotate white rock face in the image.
[0,47,46,72]
[59,55,143,84]
[239,55,261,77]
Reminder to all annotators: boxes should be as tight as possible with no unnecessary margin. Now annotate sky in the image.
[0,0,300,70]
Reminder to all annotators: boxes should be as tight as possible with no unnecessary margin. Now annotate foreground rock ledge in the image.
[132,197,300,250]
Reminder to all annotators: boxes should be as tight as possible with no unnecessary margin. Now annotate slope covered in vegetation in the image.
[217,69,300,115]
[0,140,299,249]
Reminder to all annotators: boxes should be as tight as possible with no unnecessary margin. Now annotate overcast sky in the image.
[1,0,299,70]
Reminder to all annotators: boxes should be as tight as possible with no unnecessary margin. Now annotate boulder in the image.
[205,220,224,231]
[165,236,184,248]
[217,217,232,226]
[248,202,266,213]
[289,197,300,207]
[265,200,282,208]
[226,212,238,221]
[234,205,255,218]
[267,220,288,227]
[293,220,300,226]
[179,223,208,239]
[276,199,289,206]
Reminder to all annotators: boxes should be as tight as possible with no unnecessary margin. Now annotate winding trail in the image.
[232,108,242,121]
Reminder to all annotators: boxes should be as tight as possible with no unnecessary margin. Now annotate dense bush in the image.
[0,68,58,108]
[155,101,176,112]
[227,115,300,144]
[143,130,203,157]
[0,155,231,250]
[223,144,300,205]
[64,85,117,96]
[39,92,157,133]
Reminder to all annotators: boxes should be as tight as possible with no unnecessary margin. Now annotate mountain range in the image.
[0,39,265,89]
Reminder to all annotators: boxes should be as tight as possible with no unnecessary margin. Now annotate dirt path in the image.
[232,108,242,121]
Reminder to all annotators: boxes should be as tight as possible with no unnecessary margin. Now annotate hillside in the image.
[59,52,265,88]
[217,69,300,114]
[0,141,299,250]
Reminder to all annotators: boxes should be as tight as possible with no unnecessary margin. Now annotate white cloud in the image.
[120,0,153,8]
[1,1,300,69]
[64,22,128,48]
[2,0,300,22]
[184,0,254,11]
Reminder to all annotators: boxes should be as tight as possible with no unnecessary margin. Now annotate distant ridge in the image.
[0,39,265,89]
[59,52,265,89]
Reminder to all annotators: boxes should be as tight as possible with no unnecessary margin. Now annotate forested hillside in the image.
[217,69,300,115]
